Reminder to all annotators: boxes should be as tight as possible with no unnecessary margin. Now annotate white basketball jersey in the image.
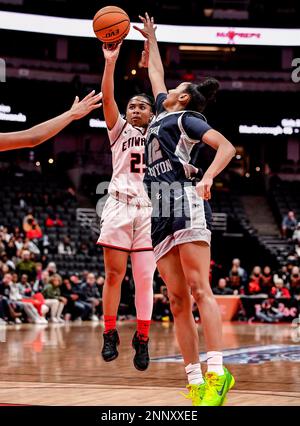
[107,114,150,202]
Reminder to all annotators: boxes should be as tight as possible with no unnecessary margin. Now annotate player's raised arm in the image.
[134,13,167,99]
[0,91,102,152]
[101,43,122,130]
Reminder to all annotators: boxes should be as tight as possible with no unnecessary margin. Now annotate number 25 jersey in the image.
[107,114,150,204]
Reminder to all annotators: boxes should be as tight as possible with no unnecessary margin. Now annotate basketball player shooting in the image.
[97,41,156,371]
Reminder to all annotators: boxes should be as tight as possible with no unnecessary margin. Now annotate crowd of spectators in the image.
[281,210,300,259]
[152,257,300,323]
[212,257,300,299]
[2,217,300,326]
[0,223,105,325]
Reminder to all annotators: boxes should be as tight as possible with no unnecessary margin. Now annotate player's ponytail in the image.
[184,77,219,112]
[197,78,219,103]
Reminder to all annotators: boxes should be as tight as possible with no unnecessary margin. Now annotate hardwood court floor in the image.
[0,321,299,406]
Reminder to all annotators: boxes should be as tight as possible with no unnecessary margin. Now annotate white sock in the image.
[185,363,204,385]
[206,351,224,375]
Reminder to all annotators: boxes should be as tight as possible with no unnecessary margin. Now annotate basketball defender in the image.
[135,13,236,404]
[97,42,156,371]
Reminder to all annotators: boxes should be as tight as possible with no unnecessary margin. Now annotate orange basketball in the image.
[93,6,130,44]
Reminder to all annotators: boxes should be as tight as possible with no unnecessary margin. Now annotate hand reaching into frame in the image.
[70,90,102,120]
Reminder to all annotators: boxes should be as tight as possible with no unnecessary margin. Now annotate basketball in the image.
[93,6,130,44]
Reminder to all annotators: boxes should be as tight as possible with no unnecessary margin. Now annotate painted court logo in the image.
[151,345,300,365]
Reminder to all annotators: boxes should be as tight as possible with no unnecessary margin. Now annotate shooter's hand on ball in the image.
[102,41,122,62]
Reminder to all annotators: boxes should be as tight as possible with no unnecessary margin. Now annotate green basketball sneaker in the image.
[200,367,235,406]
[181,382,206,406]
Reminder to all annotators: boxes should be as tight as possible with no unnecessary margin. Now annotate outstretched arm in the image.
[196,130,236,200]
[0,91,102,152]
[134,13,167,99]
[101,43,122,130]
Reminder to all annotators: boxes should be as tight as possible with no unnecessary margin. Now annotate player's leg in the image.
[178,241,234,406]
[130,250,156,371]
[157,246,206,405]
[98,196,133,361]
[101,247,129,361]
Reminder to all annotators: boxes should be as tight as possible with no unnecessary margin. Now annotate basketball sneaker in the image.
[200,367,235,406]
[132,331,150,371]
[101,329,120,362]
[181,383,206,406]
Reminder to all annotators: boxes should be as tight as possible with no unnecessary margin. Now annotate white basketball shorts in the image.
[97,195,153,252]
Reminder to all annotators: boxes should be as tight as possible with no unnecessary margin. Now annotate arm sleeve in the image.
[182,113,212,142]
[107,114,126,144]
[155,93,167,115]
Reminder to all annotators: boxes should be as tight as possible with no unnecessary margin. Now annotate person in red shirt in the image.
[248,266,262,294]
[270,278,291,298]
[45,214,64,228]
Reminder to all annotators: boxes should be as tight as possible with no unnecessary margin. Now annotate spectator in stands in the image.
[60,277,86,321]
[270,278,291,298]
[292,222,300,257]
[0,226,10,243]
[289,266,300,297]
[23,213,43,241]
[227,265,243,294]
[255,298,285,323]
[58,236,74,256]
[1,264,10,278]
[213,278,234,295]
[273,264,290,285]
[152,285,172,321]
[46,261,57,276]
[35,263,43,282]
[209,260,223,287]
[15,235,25,254]
[16,250,36,281]
[248,266,263,295]
[45,213,64,228]
[8,273,45,324]
[0,274,23,323]
[229,258,248,288]
[42,273,67,323]
[78,242,89,256]
[0,295,9,324]
[33,269,49,293]
[5,238,17,259]
[260,266,274,294]
[282,210,298,239]
[81,270,89,283]
[22,237,40,256]
[18,274,32,297]
[69,274,92,320]
[1,253,15,272]
[81,273,102,321]
[96,275,105,298]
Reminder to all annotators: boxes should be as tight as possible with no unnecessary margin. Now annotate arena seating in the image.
[0,169,103,276]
